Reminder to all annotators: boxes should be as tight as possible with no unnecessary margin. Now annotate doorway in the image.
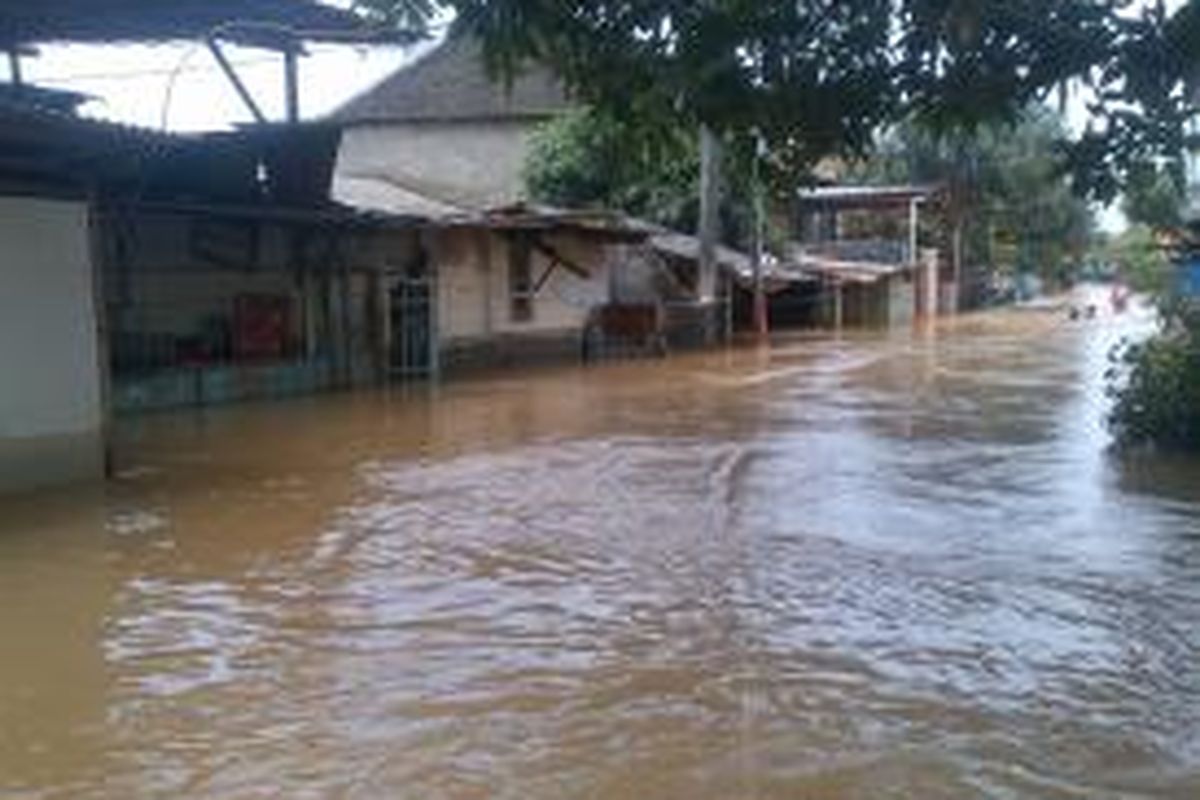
[387,252,435,379]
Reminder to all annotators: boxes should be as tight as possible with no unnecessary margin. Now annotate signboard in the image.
[1178,255,1200,297]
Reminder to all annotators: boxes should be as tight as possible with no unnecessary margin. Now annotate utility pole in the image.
[1186,77,1200,223]
[7,48,22,86]
[751,130,770,340]
[698,124,723,306]
[283,46,301,124]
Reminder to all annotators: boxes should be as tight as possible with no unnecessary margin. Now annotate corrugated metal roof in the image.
[333,173,467,218]
[334,35,569,125]
[0,0,401,47]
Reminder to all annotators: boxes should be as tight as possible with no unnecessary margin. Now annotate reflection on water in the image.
[3,299,1200,799]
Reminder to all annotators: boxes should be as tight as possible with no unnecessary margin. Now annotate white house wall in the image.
[434,229,613,351]
[0,196,103,493]
[337,120,541,211]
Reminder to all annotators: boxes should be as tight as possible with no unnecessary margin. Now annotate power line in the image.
[26,43,416,84]
[31,56,280,83]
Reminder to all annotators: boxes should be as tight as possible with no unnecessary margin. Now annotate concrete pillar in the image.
[0,197,104,493]
[920,248,941,318]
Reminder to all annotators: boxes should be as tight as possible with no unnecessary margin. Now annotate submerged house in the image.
[791,185,949,328]
[0,99,435,491]
[333,37,728,364]
[0,0,409,493]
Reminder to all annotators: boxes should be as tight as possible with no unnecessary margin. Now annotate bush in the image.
[1108,318,1200,450]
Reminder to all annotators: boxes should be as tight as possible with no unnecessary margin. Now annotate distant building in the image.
[333,36,570,214]
[330,39,734,363]
[791,185,949,328]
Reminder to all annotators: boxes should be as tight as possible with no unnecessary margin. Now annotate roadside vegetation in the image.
[1109,311,1200,450]
[1107,229,1200,451]
[523,108,778,251]
[1105,150,1197,451]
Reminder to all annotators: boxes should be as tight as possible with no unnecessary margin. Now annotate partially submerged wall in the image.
[0,197,103,493]
[433,228,613,370]
[102,212,420,412]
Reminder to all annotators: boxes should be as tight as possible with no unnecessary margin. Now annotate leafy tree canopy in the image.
[1122,160,1186,229]
[854,108,1095,290]
[355,0,1198,198]
[522,107,767,248]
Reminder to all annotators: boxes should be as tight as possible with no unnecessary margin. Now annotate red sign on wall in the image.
[234,294,292,361]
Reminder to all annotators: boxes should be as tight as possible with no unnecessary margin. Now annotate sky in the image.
[19,41,426,130]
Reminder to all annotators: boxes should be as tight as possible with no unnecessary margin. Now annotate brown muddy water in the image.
[4,300,1200,799]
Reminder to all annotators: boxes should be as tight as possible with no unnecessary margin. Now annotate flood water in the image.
[4,298,1200,799]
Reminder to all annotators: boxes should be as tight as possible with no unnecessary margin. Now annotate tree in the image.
[355,0,1157,185]
[1108,223,1173,293]
[1122,160,1185,231]
[854,108,1095,304]
[523,108,767,248]
[523,109,699,232]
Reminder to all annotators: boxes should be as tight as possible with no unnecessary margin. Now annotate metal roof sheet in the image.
[0,1,401,47]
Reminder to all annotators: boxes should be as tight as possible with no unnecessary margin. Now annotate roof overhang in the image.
[796,256,913,284]
[797,185,942,211]
[432,204,654,244]
[0,0,410,49]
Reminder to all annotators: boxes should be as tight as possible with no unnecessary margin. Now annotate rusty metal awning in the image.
[796,255,913,284]
[434,203,655,244]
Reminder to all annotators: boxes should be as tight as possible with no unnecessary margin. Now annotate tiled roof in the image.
[334,35,568,125]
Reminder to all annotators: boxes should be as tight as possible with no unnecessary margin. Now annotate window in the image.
[509,235,534,322]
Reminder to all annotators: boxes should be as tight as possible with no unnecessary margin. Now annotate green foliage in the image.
[523,108,767,248]
[854,108,1094,293]
[1108,224,1173,294]
[523,109,699,232]
[1122,160,1185,231]
[1109,319,1200,451]
[1063,0,1199,202]
[356,0,1179,186]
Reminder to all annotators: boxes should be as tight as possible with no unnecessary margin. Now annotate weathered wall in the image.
[432,228,614,367]
[337,120,541,211]
[0,196,103,492]
[103,211,418,412]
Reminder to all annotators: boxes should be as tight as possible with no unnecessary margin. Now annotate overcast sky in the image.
[20,41,425,130]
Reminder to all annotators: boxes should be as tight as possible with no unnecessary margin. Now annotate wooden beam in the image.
[283,48,300,123]
[7,49,21,86]
[529,236,590,283]
[206,37,267,124]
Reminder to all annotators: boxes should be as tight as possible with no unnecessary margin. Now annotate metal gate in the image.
[387,257,435,379]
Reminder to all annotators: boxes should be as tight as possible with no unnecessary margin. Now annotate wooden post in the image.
[751,132,769,340]
[207,38,268,124]
[7,48,22,86]
[952,220,964,310]
[832,279,844,330]
[283,48,300,124]
[908,198,920,265]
